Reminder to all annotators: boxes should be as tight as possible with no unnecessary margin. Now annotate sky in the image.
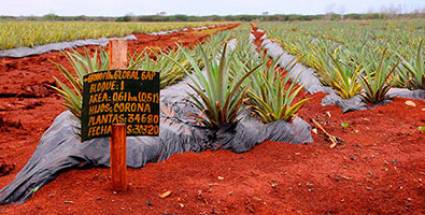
[1,0,424,16]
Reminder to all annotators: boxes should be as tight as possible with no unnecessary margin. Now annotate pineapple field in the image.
[0,21,220,49]
[0,17,424,215]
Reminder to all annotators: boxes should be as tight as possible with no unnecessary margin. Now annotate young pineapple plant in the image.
[307,43,335,86]
[396,40,425,90]
[51,50,109,117]
[328,50,363,99]
[183,42,260,128]
[245,57,308,123]
[358,49,398,104]
[309,45,362,99]
[231,37,259,77]
[130,46,192,88]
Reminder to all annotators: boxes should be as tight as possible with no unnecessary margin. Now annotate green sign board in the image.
[81,70,160,141]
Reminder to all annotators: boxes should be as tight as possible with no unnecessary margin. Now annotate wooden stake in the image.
[110,123,128,191]
[108,39,128,192]
[108,39,128,69]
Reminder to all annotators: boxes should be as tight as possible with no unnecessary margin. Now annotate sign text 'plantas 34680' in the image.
[81,70,160,141]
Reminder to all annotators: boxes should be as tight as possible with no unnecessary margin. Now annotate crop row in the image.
[54,25,307,128]
[0,21,224,50]
[259,19,424,103]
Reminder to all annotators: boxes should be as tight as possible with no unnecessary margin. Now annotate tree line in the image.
[1,12,424,22]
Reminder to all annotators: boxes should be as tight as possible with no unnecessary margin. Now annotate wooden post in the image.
[108,39,128,69]
[110,124,127,191]
[108,39,128,192]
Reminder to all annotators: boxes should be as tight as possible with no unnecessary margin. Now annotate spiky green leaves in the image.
[51,50,109,117]
[328,50,362,99]
[246,58,308,123]
[359,49,398,104]
[183,42,260,128]
[131,46,191,88]
[397,40,425,90]
[305,43,362,99]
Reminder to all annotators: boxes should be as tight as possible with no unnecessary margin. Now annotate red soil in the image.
[1,24,425,215]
